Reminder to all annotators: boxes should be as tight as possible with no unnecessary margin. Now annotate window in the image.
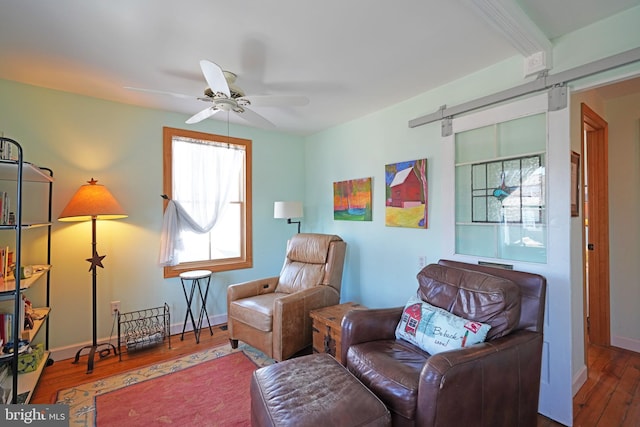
[469,155,544,224]
[454,113,547,263]
[162,127,252,278]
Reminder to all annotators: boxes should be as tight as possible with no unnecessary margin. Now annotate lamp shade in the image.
[274,201,303,219]
[59,178,128,222]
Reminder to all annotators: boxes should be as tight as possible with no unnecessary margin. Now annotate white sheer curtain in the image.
[159,138,243,266]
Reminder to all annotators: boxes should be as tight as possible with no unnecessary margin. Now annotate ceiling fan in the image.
[126,60,309,128]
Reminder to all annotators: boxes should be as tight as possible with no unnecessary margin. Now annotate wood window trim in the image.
[162,126,253,278]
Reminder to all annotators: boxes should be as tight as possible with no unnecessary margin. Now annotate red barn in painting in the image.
[389,167,422,208]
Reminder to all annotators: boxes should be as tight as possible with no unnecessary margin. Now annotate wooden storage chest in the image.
[309,302,366,364]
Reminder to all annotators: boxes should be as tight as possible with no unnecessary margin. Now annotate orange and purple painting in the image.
[385,159,428,228]
[333,177,372,221]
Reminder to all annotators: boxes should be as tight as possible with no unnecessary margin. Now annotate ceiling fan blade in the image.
[235,107,275,129]
[185,107,220,124]
[239,95,309,107]
[124,86,196,100]
[200,60,230,97]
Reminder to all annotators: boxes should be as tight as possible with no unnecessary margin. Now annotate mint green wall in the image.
[0,79,305,351]
[605,92,640,350]
[305,106,443,305]
[553,5,640,74]
[303,52,530,305]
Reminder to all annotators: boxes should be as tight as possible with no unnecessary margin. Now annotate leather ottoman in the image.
[250,353,391,427]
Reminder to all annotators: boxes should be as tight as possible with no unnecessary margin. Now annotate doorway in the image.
[581,103,610,347]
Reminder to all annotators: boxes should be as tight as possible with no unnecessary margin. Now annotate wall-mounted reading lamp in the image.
[274,201,303,233]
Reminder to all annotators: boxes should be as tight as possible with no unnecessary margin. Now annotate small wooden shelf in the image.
[0,161,54,183]
[0,307,51,403]
[0,266,52,295]
[0,350,51,403]
[0,307,50,362]
[18,350,50,403]
[25,307,50,342]
[0,222,52,231]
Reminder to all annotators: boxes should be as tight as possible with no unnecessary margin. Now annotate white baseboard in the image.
[572,364,588,396]
[48,313,228,362]
[611,335,640,353]
[168,313,227,336]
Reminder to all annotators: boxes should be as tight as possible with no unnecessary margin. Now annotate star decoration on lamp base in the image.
[86,252,106,271]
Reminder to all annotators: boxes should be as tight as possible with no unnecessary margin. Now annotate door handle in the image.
[587,243,594,250]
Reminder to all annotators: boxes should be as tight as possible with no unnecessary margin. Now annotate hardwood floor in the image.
[31,326,639,427]
[572,344,640,426]
[536,343,640,427]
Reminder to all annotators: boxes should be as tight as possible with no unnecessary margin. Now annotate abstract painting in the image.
[385,159,428,228]
[333,177,372,221]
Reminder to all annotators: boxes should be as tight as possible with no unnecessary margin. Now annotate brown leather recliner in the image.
[227,233,346,361]
[341,259,546,427]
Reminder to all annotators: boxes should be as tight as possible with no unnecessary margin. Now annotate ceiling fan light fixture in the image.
[204,88,230,99]
[223,70,237,83]
[222,71,245,98]
[215,98,236,112]
[125,59,307,128]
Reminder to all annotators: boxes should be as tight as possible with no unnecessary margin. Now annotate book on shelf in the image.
[2,192,8,225]
[0,247,14,281]
[0,247,7,280]
[0,313,14,345]
[0,192,12,225]
[0,296,26,346]
[0,139,16,161]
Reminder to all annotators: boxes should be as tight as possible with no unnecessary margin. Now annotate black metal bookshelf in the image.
[0,137,53,404]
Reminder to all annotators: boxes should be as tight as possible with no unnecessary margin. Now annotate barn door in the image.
[442,93,573,425]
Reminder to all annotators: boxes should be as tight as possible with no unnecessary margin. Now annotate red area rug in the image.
[56,344,274,426]
[95,351,256,426]
[96,353,257,427]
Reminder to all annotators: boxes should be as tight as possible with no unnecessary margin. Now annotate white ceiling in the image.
[0,0,638,136]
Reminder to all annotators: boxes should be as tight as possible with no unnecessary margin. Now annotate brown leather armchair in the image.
[341,259,546,427]
[227,233,346,361]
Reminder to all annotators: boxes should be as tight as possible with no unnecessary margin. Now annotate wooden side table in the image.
[309,302,367,364]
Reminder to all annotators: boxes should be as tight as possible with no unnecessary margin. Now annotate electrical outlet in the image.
[110,300,121,315]
[418,256,427,269]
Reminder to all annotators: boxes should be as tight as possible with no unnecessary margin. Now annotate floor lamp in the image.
[59,178,127,374]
